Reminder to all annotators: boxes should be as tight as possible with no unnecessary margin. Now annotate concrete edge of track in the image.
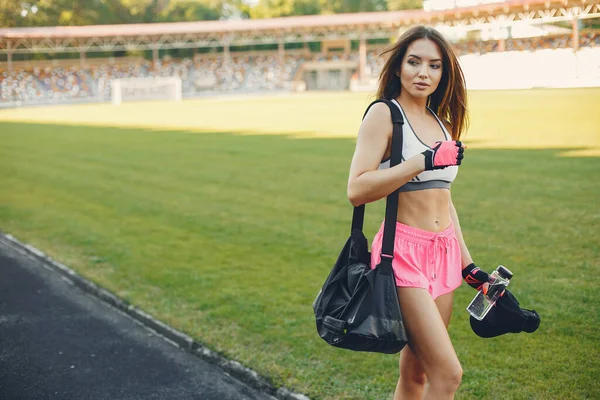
[0,231,311,400]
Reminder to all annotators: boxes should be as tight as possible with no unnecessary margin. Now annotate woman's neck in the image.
[396,93,429,116]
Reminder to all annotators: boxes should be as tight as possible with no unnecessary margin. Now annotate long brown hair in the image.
[376,25,468,140]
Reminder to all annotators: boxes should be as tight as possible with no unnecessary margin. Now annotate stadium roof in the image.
[0,0,593,40]
[0,0,597,55]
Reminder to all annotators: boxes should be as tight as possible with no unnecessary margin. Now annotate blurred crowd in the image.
[452,32,600,55]
[1,32,598,105]
[0,54,307,104]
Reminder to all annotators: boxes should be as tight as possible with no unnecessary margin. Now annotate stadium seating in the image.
[1,32,598,106]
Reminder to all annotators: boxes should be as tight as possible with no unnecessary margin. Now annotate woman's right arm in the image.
[347,103,425,207]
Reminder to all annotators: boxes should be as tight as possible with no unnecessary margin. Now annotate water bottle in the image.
[466,265,513,321]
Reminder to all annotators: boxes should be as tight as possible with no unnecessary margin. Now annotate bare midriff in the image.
[396,189,452,233]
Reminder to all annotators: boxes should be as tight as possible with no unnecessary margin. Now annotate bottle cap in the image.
[497,265,513,280]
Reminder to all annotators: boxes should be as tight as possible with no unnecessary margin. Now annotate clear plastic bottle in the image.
[466,265,513,321]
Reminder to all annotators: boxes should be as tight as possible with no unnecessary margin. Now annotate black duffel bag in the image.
[312,99,408,354]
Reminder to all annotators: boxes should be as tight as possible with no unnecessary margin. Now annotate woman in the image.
[347,26,491,400]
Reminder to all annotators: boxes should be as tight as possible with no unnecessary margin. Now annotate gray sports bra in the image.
[379,99,458,192]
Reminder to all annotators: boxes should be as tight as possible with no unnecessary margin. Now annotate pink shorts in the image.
[370,221,462,299]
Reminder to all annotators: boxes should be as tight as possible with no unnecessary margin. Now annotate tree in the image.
[157,0,221,22]
[0,0,426,28]
[0,0,23,27]
[292,0,321,15]
[387,0,423,11]
[244,0,296,19]
[319,0,387,13]
[0,0,58,27]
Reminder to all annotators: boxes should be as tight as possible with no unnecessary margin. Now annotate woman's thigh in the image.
[434,291,455,327]
[397,288,459,377]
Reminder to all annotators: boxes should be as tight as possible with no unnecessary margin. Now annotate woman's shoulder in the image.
[358,101,393,140]
[363,101,394,125]
[367,100,394,116]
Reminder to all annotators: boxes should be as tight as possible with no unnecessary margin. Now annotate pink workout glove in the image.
[422,140,464,171]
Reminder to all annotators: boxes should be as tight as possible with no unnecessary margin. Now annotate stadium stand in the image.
[0,52,309,104]
[1,32,599,106]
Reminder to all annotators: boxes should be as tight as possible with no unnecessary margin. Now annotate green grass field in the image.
[1,88,599,399]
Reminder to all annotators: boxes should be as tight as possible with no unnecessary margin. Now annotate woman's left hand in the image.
[462,263,490,291]
[422,140,465,170]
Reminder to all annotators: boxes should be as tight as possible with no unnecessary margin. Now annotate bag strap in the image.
[351,99,404,261]
[381,100,404,260]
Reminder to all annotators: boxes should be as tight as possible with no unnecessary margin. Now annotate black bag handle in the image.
[351,99,404,260]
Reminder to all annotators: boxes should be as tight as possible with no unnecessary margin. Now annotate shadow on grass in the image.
[0,119,351,143]
[1,120,599,159]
